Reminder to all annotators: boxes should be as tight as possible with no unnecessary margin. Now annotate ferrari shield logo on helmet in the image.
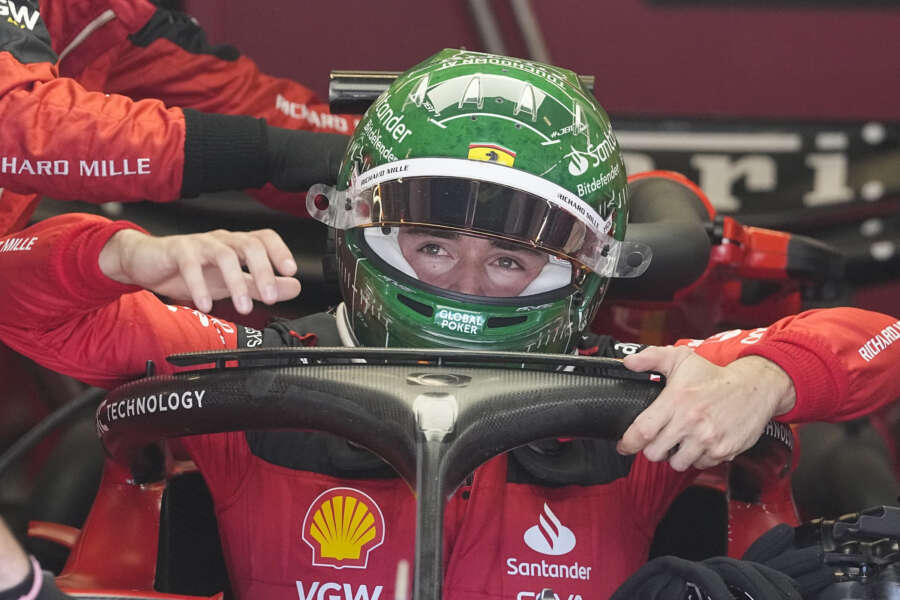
[468,143,516,167]
[301,487,386,569]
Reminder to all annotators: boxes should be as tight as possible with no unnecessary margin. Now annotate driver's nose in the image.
[448,263,484,296]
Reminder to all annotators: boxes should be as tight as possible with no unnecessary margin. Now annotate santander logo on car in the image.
[523,504,576,556]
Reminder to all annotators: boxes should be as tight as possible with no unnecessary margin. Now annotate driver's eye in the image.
[420,243,445,256]
[495,256,522,270]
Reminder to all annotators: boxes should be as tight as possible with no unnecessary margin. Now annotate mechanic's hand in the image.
[616,346,796,471]
[99,228,300,315]
[265,127,348,191]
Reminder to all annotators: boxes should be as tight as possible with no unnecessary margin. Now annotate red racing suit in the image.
[0,0,355,234]
[2,214,900,600]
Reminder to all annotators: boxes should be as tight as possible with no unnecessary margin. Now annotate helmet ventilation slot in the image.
[486,316,527,328]
[397,294,434,317]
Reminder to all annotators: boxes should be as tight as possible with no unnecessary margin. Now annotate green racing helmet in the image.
[308,49,650,353]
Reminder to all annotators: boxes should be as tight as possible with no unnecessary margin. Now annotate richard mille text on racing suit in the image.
[2,215,900,599]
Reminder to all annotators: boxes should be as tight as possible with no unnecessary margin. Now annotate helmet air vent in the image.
[405,75,430,110]
[573,103,586,135]
[486,315,527,328]
[397,294,434,317]
[514,84,537,122]
[459,76,483,109]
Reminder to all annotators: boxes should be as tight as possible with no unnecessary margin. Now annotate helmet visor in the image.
[309,158,650,278]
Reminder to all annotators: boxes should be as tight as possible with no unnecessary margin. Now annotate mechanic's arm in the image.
[0,518,30,597]
[0,3,345,203]
[0,213,296,384]
[99,3,356,216]
[102,5,358,135]
[617,309,900,471]
[0,214,280,496]
[0,518,69,600]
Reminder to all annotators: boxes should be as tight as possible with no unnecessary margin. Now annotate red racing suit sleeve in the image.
[0,213,252,501]
[674,310,900,424]
[624,308,900,530]
[102,7,357,135]
[0,1,186,203]
[1,1,322,222]
[100,5,358,216]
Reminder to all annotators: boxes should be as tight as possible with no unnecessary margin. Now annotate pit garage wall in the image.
[182,0,899,120]
[183,0,900,312]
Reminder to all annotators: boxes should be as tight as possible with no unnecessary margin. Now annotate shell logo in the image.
[301,487,386,569]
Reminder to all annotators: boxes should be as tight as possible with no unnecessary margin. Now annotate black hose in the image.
[606,176,712,302]
[0,387,105,480]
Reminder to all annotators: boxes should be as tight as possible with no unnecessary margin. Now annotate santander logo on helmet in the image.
[523,504,576,556]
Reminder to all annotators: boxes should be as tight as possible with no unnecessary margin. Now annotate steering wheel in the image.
[95,347,789,600]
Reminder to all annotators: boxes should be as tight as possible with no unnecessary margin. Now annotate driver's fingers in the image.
[617,395,676,456]
[252,229,297,277]
[693,452,734,471]
[204,235,252,314]
[230,233,279,304]
[174,245,213,313]
[640,414,688,462]
[237,272,302,303]
[271,276,302,302]
[667,437,705,472]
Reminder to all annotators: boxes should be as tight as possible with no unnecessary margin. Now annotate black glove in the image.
[704,556,801,599]
[611,555,800,600]
[743,524,836,598]
[181,109,348,197]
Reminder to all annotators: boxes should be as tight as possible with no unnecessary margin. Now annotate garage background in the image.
[180,0,900,313]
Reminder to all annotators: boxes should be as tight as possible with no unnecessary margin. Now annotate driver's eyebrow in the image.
[489,239,542,256]
[403,227,460,240]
